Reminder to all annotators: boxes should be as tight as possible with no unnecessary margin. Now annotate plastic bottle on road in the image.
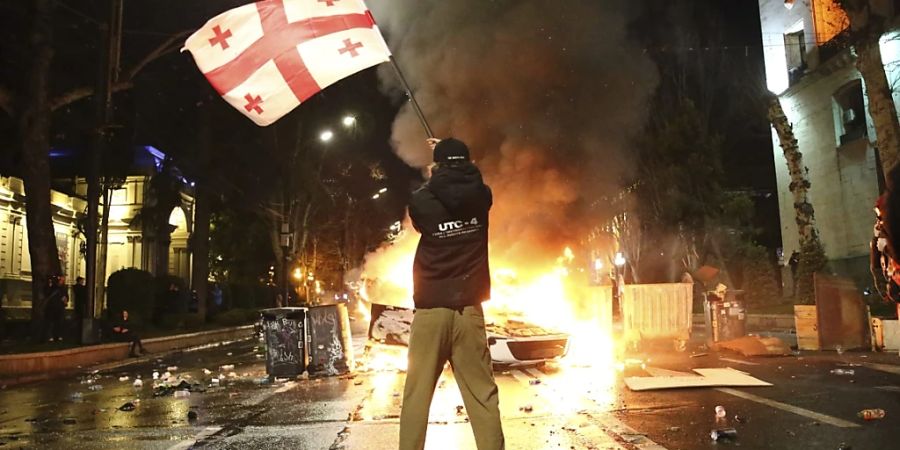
[857,409,886,420]
[710,428,738,441]
[830,369,855,376]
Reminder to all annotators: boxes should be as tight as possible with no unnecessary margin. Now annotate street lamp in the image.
[371,193,381,200]
[342,115,356,127]
[319,130,334,142]
[614,252,626,267]
[378,187,387,194]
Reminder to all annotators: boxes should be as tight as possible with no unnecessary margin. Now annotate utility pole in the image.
[84,0,123,344]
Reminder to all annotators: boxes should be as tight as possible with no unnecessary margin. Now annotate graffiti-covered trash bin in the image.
[260,307,307,378]
[307,303,353,376]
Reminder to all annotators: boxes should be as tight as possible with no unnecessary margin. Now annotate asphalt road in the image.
[1,329,899,449]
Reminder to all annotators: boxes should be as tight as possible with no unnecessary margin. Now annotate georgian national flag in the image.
[183,0,391,126]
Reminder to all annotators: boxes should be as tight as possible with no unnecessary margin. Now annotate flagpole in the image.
[389,56,434,139]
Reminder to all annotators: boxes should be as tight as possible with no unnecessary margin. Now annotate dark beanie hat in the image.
[433,138,470,163]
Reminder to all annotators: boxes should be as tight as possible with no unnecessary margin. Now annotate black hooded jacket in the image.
[409,162,492,309]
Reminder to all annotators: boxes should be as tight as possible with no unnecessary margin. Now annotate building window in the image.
[833,80,867,146]
[784,28,807,86]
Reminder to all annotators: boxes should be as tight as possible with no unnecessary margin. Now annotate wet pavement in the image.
[1,327,899,449]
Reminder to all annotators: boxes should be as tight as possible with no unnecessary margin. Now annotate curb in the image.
[0,325,254,386]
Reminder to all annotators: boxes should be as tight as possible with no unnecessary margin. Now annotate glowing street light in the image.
[292,267,303,280]
[372,193,381,200]
[342,115,356,127]
[594,258,604,271]
[319,130,334,142]
[614,252,626,267]
[378,187,387,194]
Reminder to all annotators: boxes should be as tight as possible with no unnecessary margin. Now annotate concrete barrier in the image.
[693,313,794,330]
[0,325,254,385]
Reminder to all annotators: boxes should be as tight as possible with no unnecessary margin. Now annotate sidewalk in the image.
[0,325,254,386]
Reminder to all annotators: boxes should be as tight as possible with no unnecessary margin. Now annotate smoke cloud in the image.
[368,0,657,275]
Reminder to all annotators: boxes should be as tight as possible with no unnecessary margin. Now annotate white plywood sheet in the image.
[625,367,771,391]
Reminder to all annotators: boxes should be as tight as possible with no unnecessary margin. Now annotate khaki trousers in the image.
[398,304,505,450]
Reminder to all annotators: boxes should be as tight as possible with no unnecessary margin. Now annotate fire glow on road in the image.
[358,226,618,408]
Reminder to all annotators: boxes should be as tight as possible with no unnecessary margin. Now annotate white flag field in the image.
[182,0,392,126]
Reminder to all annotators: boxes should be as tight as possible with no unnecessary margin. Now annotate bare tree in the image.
[837,0,900,176]
[767,94,827,303]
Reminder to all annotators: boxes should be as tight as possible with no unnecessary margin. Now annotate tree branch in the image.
[49,29,192,112]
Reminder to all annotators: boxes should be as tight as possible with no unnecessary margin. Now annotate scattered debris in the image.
[202,369,212,375]
[118,376,129,382]
[529,379,542,386]
[174,390,191,398]
[167,366,178,372]
[667,426,680,432]
[456,405,465,416]
[690,352,708,358]
[133,379,143,388]
[152,371,159,380]
[519,405,534,413]
[734,415,748,424]
[353,380,364,386]
[88,385,103,392]
[857,409,886,421]
[119,402,136,412]
[830,369,855,376]
[62,418,77,425]
[838,443,852,450]
[710,427,737,441]
[713,336,791,357]
[210,378,220,385]
[220,364,235,371]
[187,411,198,422]
[715,406,726,419]
[70,392,83,402]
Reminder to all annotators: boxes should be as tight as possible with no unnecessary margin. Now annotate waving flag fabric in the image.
[183,0,391,126]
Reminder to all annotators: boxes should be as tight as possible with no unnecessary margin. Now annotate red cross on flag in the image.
[183,0,392,126]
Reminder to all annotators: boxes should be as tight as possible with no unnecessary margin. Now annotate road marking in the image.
[718,357,760,366]
[166,426,223,450]
[509,369,534,385]
[864,363,900,376]
[875,385,900,393]
[716,388,860,428]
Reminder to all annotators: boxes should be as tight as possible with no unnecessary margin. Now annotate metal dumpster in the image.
[621,283,693,351]
[703,290,747,344]
[260,307,307,378]
[307,303,354,376]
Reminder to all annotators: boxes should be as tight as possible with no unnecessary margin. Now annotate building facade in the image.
[758,0,897,287]
[0,173,193,317]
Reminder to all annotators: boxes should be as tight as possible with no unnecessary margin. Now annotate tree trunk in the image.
[857,36,900,177]
[767,95,827,303]
[190,107,212,322]
[19,0,61,340]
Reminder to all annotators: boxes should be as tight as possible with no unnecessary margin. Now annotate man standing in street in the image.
[73,276,88,342]
[399,138,504,450]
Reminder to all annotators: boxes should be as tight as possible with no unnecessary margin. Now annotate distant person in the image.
[72,276,88,340]
[112,310,146,357]
[399,138,504,450]
[788,250,800,295]
[44,275,68,342]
